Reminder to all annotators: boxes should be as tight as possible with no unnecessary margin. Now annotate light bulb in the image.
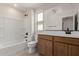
[14,4,17,7]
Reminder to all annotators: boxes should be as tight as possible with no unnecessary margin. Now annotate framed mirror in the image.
[62,14,78,31]
[62,16,74,31]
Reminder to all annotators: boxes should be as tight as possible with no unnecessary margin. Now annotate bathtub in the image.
[0,41,27,56]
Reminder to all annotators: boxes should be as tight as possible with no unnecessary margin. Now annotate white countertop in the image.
[38,31,79,38]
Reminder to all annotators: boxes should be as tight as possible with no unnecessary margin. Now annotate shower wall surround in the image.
[0,5,25,44]
[0,16,25,44]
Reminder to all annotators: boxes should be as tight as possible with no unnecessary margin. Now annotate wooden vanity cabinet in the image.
[37,34,54,56]
[69,45,79,56]
[37,38,46,55]
[54,41,68,56]
[38,34,79,56]
[54,37,69,56]
[68,38,79,56]
[45,40,53,56]
[54,36,79,56]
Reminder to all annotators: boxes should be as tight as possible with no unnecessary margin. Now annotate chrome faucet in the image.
[25,32,28,41]
[65,28,71,34]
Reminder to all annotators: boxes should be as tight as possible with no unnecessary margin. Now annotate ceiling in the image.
[7,3,58,11]
[1,3,79,12]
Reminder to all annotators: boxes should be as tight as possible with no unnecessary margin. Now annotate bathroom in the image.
[1,3,79,56]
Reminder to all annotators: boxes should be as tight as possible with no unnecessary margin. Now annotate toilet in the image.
[27,41,37,54]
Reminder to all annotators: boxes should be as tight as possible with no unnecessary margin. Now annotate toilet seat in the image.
[28,41,37,44]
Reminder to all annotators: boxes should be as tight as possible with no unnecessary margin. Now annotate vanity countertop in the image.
[38,31,79,38]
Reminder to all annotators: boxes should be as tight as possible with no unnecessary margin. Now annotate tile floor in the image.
[16,51,40,56]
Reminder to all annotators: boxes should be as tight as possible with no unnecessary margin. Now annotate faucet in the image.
[25,32,28,41]
[65,28,71,34]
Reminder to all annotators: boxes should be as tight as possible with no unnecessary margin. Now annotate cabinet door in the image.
[69,45,79,56]
[37,39,46,55]
[46,40,53,56]
[54,42,68,56]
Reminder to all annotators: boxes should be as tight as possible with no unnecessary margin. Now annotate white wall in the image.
[0,5,25,44]
[24,9,35,42]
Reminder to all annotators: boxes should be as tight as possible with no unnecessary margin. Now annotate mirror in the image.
[62,14,78,31]
[62,16,74,31]
[43,8,79,31]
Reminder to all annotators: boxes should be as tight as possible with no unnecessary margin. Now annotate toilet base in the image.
[27,41,37,54]
[28,47,36,54]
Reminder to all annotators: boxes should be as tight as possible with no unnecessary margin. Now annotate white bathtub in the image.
[0,41,27,56]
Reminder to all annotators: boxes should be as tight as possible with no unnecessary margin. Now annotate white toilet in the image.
[27,41,37,54]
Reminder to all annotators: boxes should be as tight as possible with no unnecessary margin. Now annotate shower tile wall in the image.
[0,16,25,44]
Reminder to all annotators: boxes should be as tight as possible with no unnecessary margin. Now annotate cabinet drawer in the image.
[38,35,50,40]
[68,38,79,45]
[38,38,46,45]
[54,36,69,43]
[54,36,79,45]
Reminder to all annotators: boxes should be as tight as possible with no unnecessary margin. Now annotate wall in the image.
[0,4,24,19]
[0,4,25,44]
[24,9,35,42]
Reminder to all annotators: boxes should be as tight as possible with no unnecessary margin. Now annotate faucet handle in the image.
[25,36,27,38]
[25,32,28,35]
[26,39,27,41]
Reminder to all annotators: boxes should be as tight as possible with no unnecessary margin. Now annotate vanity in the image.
[37,32,79,56]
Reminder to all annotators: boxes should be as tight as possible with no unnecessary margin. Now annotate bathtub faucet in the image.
[25,32,28,41]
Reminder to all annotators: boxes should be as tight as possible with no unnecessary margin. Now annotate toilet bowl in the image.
[27,41,37,54]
